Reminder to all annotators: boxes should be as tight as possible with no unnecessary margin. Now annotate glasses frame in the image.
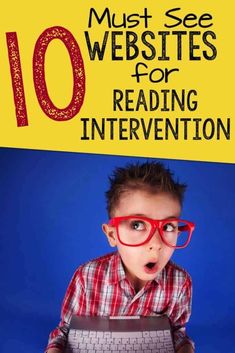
[109,216,195,249]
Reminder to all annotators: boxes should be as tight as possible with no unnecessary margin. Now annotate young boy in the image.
[46,161,195,353]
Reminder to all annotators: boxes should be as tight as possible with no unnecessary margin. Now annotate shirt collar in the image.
[153,262,172,289]
[107,251,126,284]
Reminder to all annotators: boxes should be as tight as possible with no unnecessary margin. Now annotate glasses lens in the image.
[118,218,151,245]
[161,220,190,247]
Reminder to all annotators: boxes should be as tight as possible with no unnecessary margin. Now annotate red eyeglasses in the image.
[109,216,195,249]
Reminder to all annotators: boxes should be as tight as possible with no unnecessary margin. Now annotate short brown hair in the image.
[106,161,186,217]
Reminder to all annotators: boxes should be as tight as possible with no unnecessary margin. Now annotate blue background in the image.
[0,148,235,353]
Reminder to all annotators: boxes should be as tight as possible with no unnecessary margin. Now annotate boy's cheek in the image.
[117,244,140,263]
[116,246,134,271]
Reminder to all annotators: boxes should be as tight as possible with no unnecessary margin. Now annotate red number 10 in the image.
[6,26,86,127]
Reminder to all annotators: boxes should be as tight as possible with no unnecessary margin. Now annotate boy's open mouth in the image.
[146,262,156,269]
[144,261,158,274]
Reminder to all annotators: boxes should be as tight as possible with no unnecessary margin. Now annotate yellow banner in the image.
[0,1,233,162]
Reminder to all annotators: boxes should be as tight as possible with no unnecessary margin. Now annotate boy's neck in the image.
[126,273,148,294]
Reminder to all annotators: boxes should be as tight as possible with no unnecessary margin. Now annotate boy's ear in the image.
[102,223,117,247]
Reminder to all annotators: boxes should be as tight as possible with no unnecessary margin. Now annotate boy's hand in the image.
[177,343,194,353]
[46,348,63,353]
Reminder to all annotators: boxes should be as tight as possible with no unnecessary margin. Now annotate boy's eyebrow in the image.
[127,213,180,219]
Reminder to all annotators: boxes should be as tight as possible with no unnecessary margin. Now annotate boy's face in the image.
[103,190,181,291]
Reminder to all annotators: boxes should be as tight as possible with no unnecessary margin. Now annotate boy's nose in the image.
[148,228,162,250]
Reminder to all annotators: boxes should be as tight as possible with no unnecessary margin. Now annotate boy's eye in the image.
[163,222,177,232]
[130,220,146,231]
